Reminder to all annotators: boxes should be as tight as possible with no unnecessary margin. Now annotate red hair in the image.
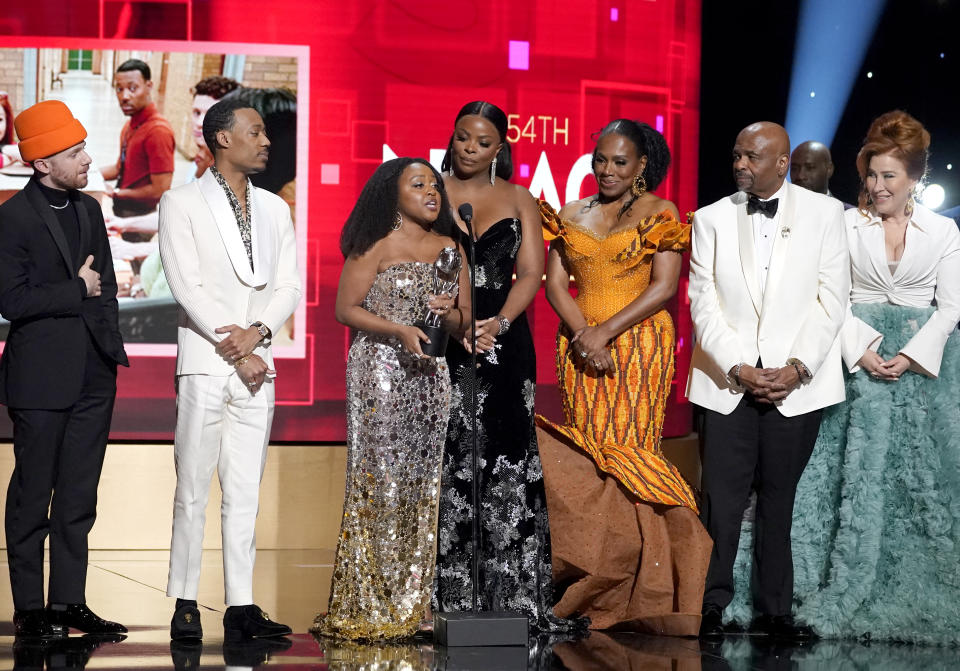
[856,110,929,211]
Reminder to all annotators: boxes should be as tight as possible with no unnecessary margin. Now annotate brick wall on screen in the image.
[201,53,224,80]
[242,55,297,92]
[0,49,25,119]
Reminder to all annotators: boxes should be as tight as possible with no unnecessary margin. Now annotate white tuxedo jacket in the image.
[840,204,960,377]
[158,171,301,376]
[686,183,849,417]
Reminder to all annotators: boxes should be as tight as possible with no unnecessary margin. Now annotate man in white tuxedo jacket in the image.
[687,122,848,641]
[158,99,301,641]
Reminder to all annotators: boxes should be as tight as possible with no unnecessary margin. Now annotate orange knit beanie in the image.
[15,100,87,162]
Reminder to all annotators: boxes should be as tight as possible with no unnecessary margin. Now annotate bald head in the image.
[790,141,834,194]
[732,122,791,198]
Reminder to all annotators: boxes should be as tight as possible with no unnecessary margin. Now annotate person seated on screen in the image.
[100,59,175,218]
[1,90,24,168]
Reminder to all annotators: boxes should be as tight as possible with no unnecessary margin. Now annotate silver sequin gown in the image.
[314,263,451,640]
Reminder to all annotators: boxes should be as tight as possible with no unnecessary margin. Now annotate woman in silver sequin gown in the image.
[314,158,471,640]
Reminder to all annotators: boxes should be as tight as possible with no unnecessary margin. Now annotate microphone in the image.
[458,203,474,236]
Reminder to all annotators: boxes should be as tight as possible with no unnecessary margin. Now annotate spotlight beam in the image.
[784,0,887,148]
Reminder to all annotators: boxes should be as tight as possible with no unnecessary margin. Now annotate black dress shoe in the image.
[222,636,293,666]
[170,601,203,641]
[46,604,128,636]
[749,614,819,641]
[222,604,292,641]
[699,605,725,640]
[14,609,61,639]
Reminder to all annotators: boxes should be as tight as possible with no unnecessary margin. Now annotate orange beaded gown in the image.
[535,204,712,634]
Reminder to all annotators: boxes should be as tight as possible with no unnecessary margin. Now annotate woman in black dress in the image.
[433,101,574,631]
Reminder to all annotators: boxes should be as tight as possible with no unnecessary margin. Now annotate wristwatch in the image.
[786,357,812,381]
[496,314,511,336]
[252,321,272,344]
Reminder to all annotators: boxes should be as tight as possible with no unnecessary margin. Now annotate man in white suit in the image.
[688,122,848,641]
[158,98,301,641]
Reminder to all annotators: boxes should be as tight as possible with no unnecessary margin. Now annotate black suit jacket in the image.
[0,179,129,410]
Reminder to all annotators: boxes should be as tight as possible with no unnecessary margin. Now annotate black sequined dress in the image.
[433,218,576,632]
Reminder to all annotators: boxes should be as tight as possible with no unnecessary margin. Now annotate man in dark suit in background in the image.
[790,140,855,209]
[0,101,129,638]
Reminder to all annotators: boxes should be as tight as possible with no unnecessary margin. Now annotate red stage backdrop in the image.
[0,0,701,441]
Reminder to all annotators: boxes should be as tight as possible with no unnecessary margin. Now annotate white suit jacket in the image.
[158,170,302,376]
[686,183,850,416]
[840,203,960,377]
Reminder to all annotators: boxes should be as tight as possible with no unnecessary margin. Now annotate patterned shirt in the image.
[210,166,254,270]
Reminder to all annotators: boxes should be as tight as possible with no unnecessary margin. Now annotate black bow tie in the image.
[747,195,779,218]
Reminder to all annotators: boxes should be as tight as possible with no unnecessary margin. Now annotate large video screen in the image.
[0,1,701,441]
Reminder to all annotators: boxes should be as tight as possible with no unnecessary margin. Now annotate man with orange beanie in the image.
[0,100,130,638]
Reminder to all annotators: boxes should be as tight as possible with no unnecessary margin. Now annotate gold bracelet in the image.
[234,354,251,368]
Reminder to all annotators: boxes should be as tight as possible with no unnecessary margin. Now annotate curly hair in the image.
[592,119,671,218]
[441,101,513,180]
[191,76,240,100]
[855,110,930,211]
[340,158,460,258]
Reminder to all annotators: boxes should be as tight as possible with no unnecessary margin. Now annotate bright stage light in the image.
[785,0,887,147]
[919,183,945,210]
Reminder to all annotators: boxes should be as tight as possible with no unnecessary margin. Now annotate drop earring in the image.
[490,157,498,186]
[392,211,403,231]
[631,172,647,198]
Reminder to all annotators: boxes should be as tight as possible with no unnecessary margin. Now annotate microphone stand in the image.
[433,205,528,651]
[464,215,481,615]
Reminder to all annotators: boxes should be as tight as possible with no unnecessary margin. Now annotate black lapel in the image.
[71,190,91,268]
[24,179,73,275]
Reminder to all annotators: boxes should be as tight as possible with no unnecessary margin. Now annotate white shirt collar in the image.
[857,206,927,233]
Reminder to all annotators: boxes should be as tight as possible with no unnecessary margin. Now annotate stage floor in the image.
[2,550,959,669]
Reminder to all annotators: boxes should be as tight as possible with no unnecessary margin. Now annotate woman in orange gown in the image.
[537,119,712,634]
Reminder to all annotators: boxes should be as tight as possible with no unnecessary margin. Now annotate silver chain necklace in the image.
[49,201,69,210]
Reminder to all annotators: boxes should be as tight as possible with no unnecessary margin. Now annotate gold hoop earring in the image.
[392,211,403,231]
[631,172,647,198]
[490,156,498,186]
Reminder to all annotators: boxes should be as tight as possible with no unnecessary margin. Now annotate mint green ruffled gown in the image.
[727,302,960,645]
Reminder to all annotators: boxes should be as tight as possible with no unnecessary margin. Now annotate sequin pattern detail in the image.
[435,218,580,633]
[210,166,254,270]
[313,263,451,640]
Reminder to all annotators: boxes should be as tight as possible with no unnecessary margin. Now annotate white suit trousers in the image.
[166,373,274,606]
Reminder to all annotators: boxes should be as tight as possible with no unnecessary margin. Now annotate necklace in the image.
[49,201,69,210]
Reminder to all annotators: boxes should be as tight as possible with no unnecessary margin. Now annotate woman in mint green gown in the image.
[729,111,960,645]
